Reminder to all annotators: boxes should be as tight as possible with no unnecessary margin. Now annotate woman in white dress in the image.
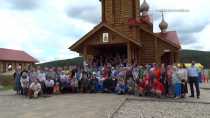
[177,63,188,98]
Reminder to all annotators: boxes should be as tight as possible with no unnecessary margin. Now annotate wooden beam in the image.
[127,42,131,65]
[154,37,158,63]
[83,46,88,62]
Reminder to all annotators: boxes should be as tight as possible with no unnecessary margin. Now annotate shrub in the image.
[0,74,14,90]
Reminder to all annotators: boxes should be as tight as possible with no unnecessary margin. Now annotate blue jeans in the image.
[175,83,181,97]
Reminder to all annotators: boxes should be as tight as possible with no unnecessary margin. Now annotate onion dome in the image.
[140,0,150,12]
[159,12,168,32]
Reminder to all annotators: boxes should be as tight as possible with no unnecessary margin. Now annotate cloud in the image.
[178,33,197,45]
[0,0,210,63]
[7,0,41,10]
[151,0,210,48]
[66,5,101,24]
[0,0,90,62]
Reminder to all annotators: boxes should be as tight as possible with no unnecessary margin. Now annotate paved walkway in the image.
[112,83,210,118]
[0,92,124,118]
[0,84,209,118]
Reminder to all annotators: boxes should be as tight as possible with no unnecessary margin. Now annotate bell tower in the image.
[100,0,140,25]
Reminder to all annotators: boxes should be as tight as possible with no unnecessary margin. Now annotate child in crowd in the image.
[115,78,126,95]
[53,82,60,94]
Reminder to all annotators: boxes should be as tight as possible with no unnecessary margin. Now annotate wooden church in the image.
[69,0,181,65]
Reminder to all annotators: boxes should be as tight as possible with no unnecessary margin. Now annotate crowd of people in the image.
[14,61,208,99]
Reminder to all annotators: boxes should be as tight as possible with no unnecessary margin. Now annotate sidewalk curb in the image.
[108,97,127,118]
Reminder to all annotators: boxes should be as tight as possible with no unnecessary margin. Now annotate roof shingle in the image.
[155,31,181,48]
[0,48,38,63]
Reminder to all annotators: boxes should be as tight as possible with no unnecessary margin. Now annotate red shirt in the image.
[155,68,161,81]
[153,81,164,92]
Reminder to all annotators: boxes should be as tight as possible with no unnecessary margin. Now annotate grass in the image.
[0,74,14,91]
[0,85,13,91]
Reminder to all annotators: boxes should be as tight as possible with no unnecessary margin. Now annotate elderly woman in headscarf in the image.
[20,71,30,96]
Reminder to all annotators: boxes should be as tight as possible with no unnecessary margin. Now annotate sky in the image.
[0,0,210,63]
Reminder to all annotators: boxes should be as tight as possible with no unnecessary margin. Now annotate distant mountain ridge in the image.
[38,50,210,68]
[180,50,210,68]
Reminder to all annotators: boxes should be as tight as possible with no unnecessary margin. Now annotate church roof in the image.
[155,31,181,48]
[138,26,181,49]
[69,23,142,51]
[0,48,38,63]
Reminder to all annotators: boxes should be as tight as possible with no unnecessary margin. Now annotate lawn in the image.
[0,74,14,91]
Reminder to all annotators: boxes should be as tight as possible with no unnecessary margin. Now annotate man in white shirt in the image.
[29,79,42,98]
[37,70,46,93]
[187,61,200,98]
[45,78,55,94]
[37,70,46,83]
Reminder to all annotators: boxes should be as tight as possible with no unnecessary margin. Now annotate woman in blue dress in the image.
[14,68,21,95]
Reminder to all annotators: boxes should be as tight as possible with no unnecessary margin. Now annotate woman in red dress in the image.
[152,79,164,97]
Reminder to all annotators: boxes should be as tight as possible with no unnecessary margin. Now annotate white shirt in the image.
[177,68,188,80]
[38,72,46,82]
[20,77,29,88]
[45,80,55,87]
[188,66,199,77]
[60,74,67,81]
[30,82,41,92]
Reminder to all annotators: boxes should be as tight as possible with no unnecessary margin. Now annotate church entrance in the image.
[161,52,172,65]
[90,43,127,66]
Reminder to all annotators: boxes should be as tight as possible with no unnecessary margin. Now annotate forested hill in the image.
[180,50,210,68]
